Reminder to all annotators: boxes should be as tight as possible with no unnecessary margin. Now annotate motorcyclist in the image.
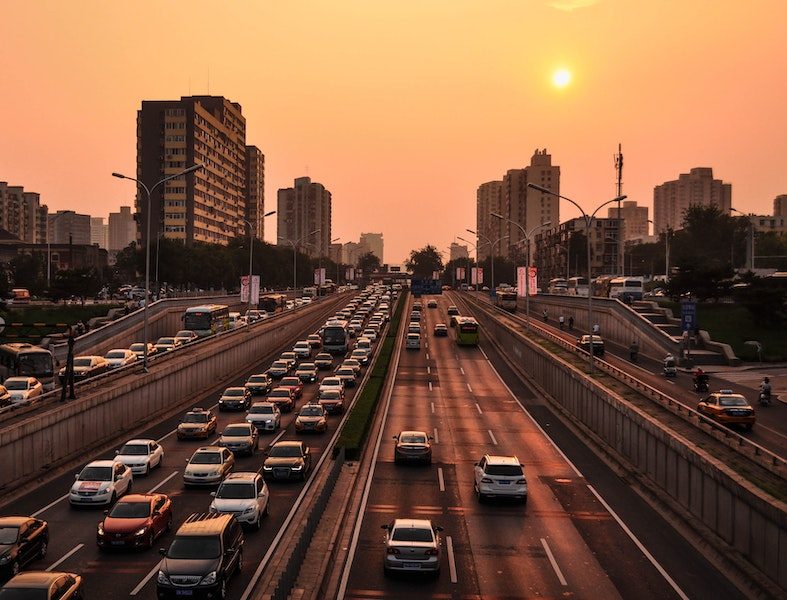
[693,367,708,391]
[629,340,639,362]
[760,377,772,405]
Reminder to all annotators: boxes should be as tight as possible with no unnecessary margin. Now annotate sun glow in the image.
[552,69,572,88]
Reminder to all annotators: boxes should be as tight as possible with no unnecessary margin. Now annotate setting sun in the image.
[553,68,572,88]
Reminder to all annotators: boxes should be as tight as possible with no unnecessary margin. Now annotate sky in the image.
[1,0,786,264]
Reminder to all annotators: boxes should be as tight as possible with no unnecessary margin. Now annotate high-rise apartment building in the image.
[476,180,503,261]
[0,182,48,243]
[653,167,732,233]
[342,241,368,266]
[359,233,384,263]
[245,145,265,240]
[108,206,137,252]
[277,177,332,259]
[774,195,787,220]
[90,217,108,249]
[607,200,649,241]
[534,217,621,282]
[48,211,91,245]
[450,242,469,261]
[137,95,249,247]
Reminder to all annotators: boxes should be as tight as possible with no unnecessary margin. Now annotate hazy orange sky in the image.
[2,0,785,263]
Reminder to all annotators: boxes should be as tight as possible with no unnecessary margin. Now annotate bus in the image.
[494,291,518,312]
[455,317,480,346]
[321,320,349,355]
[608,277,644,301]
[259,294,288,315]
[547,278,568,294]
[567,277,589,297]
[182,304,231,337]
[0,343,56,390]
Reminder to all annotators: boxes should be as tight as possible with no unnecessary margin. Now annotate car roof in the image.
[85,460,117,467]
[392,518,433,529]
[194,446,223,453]
[399,430,428,437]
[273,440,304,448]
[176,513,234,536]
[223,472,259,482]
[123,439,155,445]
[0,516,34,527]
[483,454,521,465]
[250,401,276,408]
[3,571,69,587]
[117,493,158,503]
[222,387,246,392]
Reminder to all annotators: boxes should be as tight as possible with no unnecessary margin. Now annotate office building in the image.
[653,167,732,233]
[359,233,384,263]
[342,241,368,266]
[0,182,48,244]
[328,243,343,265]
[245,145,265,240]
[774,195,787,220]
[476,180,503,261]
[277,176,332,259]
[607,200,649,241]
[91,217,108,249]
[108,206,137,252]
[450,242,469,262]
[137,95,250,247]
[48,210,91,245]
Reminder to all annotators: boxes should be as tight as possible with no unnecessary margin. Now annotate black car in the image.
[0,516,49,580]
[244,373,273,396]
[295,363,318,384]
[262,441,311,481]
[576,335,605,357]
[157,513,243,600]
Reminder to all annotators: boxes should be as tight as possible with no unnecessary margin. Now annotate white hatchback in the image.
[210,472,270,529]
[406,333,421,350]
[293,341,312,359]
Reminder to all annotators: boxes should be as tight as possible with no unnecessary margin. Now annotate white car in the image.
[318,376,344,397]
[210,472,270,530]
[361,329,378,342]
[104,348,138,369]
[3,376,44,405]
[183,446,235,487]
[382,519,443,575]
[293,341,312,359]
[301,297,313,305]
[69,460,133,506]
[350,348,370,365]
[115,439,164,475]
[406,333,421,350]
[473,454,528,503]
[246,401,281,432]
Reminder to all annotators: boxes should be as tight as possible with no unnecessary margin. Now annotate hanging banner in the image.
[240,275,260,304]
[240,276,249,303]
[516,266,526,297]
[455,267,465,281]
[471,267,484,285]
[432,271,440,280]
[345,267,355,281]
[314,268,326,286]
[528,266,538,296]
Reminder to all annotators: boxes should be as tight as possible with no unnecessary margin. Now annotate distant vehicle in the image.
[104,348,137,369]
[548,278,568,294]
[433,323,448,337]
[296,362,319,384]
[393,430,432,465]
[267,360,291,379]
[246,309,266,323]
[406,332,421,350]
[334,366,357,388]
[427,299,438,308]
[115,439,164,475]
[218,422,259,456]
[307,334,322,349]
[9,288,31,304]
[455,317,479,346]
[295,404,328,433]
[382,519,442,576]
[342,358,362,374]
[182,304,231,337]
[59,355,109,381]
[0,385,10,409]
[576,335,605,356]
[318,376,344,397]
[174,330,199,345]
[314,353,334,370]
[3,376,44,406]
[278,376,304,399]
[218,387,251,412]
[228,312,243,328]
[494,291,518,312]
[473,454,528,503]
[0,516,49,578]
[245,402,281,432]
[210,472,270,530]
[321,320,349,355]
[97,493,172,550]
[263,441,311,481]
[0,343,56,391]
[697,390,756,430]
[608,277,644,302]
[259,293,288,314]
[244,373,273,396]
[153,337,181,353]
[177,407,217,440]
[129,342,157,359]
[69,459,132,506]
[350,348,370,365]
[567,276,589,297]
[293,341,312,359]
[183,446,235,487]
[267,387,296,412]
[318,388,345,414]
[447,305,460,316]
[1,571,82,599]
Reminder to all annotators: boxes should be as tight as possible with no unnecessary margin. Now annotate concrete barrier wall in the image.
[0,297,345,494]
[472,307,787,592]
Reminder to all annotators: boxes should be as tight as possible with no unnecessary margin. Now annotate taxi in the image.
[697,389,756,430]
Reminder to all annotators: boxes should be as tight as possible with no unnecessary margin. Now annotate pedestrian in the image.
[568,315,574,330]
[542,308,549,323]
[558,315,565,330]
[76,320,85,336]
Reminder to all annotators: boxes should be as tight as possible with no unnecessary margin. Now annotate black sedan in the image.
[0,516,49,580]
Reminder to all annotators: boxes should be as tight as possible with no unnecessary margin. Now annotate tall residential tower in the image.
[277,177,332,259]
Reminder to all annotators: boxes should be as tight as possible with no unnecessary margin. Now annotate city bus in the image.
[494,290,518,312]
[608,277,644,301]
[567,277,589,297]
[259,294,288,315]
[321,320,350,355]
[455,317,480,346]
[182,304,231,337]
[0,343,56,390]
[547,278,568,294]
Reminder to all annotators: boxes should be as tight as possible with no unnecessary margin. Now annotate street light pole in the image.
[466,229,507,293]
[112,163,204,372]
[528,183,625,372]
[284,229,320,298]
[457,236,477,291]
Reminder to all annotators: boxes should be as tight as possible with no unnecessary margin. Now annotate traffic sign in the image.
[681,300,697,331]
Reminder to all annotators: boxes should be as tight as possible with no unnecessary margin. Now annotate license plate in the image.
[499,480,510,485]
[402,562,421,568]
[111,541,125,545]
[175,591,193,596]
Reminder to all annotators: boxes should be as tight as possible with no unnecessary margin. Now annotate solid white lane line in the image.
[540,538,567,586]
[431,402,435,414]
[426,353,430,360]
[488,429,498,445]
[428,381,433,391]
[587,485,690,600]
[427,366,431,374]
[147,471,179,493]
[32,494,68,518]
[466,383,473,393]
[460,367,465,375]
[46,544,83,572]
[475,403,483,415]
[433,428,439,444]
[479,347,490,360]
[446,535,458,583]
[437,467,445,492]
[130,560,161,596]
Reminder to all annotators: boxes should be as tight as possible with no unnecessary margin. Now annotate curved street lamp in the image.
[466,229,508,292]
[282,229,320,294]
[241,210,277,326]
[456,236,477,290]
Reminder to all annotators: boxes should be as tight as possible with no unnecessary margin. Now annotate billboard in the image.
[345,267,355,281]
[516,266,526,297]
[471,267,484,285]
[240,275,260,304]
[411,278,442,296]
[455,267,465,281]
[314,267,326,285]
[528,266,538,296]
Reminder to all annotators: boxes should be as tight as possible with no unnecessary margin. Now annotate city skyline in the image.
[1,1,785,262]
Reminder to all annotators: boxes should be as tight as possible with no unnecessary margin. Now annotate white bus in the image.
[567,277,589,297]
[547,278,568,294]
[0,343,56,390]
[608,277,644,301]
[321,320,349,355]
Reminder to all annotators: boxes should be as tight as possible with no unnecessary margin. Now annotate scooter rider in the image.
[760,377,772,405]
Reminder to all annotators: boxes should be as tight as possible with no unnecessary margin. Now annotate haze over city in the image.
[2,0,785,262]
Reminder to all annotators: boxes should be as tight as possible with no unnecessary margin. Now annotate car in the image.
[301,297,312,305]
[3,377,44,406]
[267,360,291,379]
[334,366,357,388]
[267,387,296,412]
[245,402,281,432]
[0,571,83,599]
[153,337,182,352]
[174,330,199,345]
[218,387,251,412]
[104,348,138,369]
[409,311,421,323]
[576,335,605,356]
[69,460,133,506]
[427,299,438,308]
[433,323,448,337]
[210,472,270,530]
[129,342,157,359]
[307,334,322,349]
[115,439,164,475]
[218,422,259,456]
[348,321,363,335]
[318,376,344,397]
[0,385,10,409]
[295,362,319,383]
[314,352,334,370]
[295,403,328,433]
[473,455,528,503]
[318,388,345,414]
[356,337,372,351]
[381,519,442,576]
[244,373,273,396]
[407,322,421,335]
[279,376,304,399]
[59,355,109,381]
[279,352,298,369]
[350,348,370,366]
[183,447,235,487]
[447,305,460,316]
[97,493,172,550]
[246,309,265,322]
[406,333,421,350]
[342,358,362,374]
[393,431,432,465]
[262,441,311,481]
[293,340,312,359]
[0,516,49,580]
[177,407,218,440]
[361,329,378,342]
[697,390,757,430]
[412,302,422,312]
[449,314,460,327]
[156,513,243,599]
[228,312,243,328]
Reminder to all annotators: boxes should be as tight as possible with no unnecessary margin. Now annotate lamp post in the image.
[490,214,550,330]
[330,237,341,285]
[457,236,477,290]
[47,210,75,289]
[649,219,671,281]
[283,229,320,296]
[730,208,754,271]
[528,183,626,371]
[241,210,277,321]
[466,229,508,293]
[112,163,204,372]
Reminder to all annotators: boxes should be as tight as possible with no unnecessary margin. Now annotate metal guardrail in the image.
[463,294,785,475]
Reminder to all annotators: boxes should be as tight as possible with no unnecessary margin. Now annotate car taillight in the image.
[425,548,439,556]
[386,548,400,555]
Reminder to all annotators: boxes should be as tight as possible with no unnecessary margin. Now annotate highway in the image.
[339,293,745,600]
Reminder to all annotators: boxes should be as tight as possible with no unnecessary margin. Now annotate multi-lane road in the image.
[339,293,745,600]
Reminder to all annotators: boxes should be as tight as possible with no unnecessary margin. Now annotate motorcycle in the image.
[759,390,772,407]
[663,357,677,378]
[693,375,709,393]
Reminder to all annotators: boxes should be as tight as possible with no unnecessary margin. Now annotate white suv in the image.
[473,455,527,504]
[210,472,270,530]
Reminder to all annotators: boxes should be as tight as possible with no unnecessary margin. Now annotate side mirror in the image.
[380,524,390,530]
[159,548,167,557]
[74,474,79,480]
[103,510,109,516]
[428,436,434,441]
[392,436,398,440]
[434,526,444,532]
[218,432,223,436]
[520,464,524,468]
[115,450,120,454]
[473,462,479,466]
[210,492,216,497]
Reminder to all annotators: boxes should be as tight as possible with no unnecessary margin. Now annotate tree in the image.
[357,252,381,274]
[665,264,733,302]
[406,245,444,278]
[442,257,475,287]
[733,272,787,326]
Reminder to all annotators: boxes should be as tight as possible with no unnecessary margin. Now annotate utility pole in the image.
[615,143,624,276]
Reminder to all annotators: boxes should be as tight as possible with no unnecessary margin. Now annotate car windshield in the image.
[118,444,148,455]
[249,405,274,414]
[269,389,290,397]
[281,353,296,360]
[175,331,193,337]
[485,465,523,476]
[0,526,19,544]
[190,452,221,464]
[719,396,748,407]
[106,351,127,359]
[269,445,303,458]
[337,369,354,376]
[157,338,176,345]
[400,434,426,444]
[298,363,316,371]
[321,390,340,399]
[167,536,221,559]
[17,352,53,377]
[392,527,433,542]
[295,342,308,349]
[300,406,323,416]
[183,413,208,423]
[223,426,250,437]
[316,354,331,361]
[280,378,299,386]
[216,482,256,499]
[247,375,267,384]
[352,350,366,357]
[109,501,151,518]
[223,389,244,397]
[0,589,49,599]
[130,344,145,351]
[4,380,30,390]
[271,361,288,369]
[73,358,93,367]
[79,466,112,481]
[322,379,340,386]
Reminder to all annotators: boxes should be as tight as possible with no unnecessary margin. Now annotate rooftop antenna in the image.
[207,67,210,94]
[615,143,624,275]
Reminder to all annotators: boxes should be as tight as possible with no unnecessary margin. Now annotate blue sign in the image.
[681,300,697,331]
[411,278,442,296]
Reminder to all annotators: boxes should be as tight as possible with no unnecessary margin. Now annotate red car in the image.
[97,493,172,550]
[279,377,304,399]
[267,386,296,412]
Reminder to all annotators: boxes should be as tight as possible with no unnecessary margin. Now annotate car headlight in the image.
[97,524,104,535]
[242,506,255,514]
[157,570,170,585]
[210,469,221,475]
[291,465,303,471]
[209,505,218,513]
[134,527,148,536]
[200,571,217,586]
[263,465,273,471]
